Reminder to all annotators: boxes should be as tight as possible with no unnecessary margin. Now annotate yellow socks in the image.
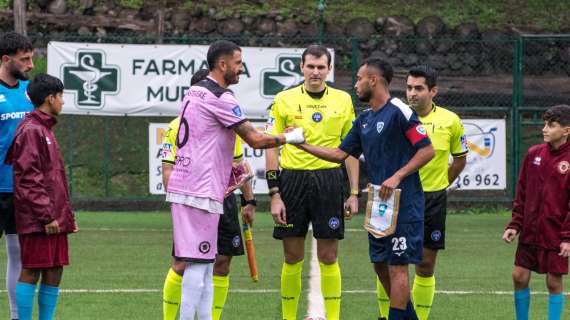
[320,262,341,320]
[412,274,436,320]
[376,277,390,319]
[162,268,182,320]
[212,275,230,320]
[281,260,303,320]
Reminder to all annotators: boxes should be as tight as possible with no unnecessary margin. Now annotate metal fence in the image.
[29,33,569,207]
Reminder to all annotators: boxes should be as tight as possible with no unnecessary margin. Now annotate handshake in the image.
[283,127,305,144]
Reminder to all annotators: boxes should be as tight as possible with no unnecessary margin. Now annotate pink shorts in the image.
[171,203,220,263]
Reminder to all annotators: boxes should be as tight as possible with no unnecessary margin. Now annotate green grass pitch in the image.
[0,210,568,319]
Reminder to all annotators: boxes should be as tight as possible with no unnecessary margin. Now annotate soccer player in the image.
[0,32,34,320]
[165,40,304,319]
[265,44,359,320]
[375,65,468,320]
[296,58,435,320]
[6,74,77,320]
[161,69,257,320]
[503,104,570,320]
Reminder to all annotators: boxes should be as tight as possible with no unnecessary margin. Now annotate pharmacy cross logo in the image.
[62,50,120,110]
[261,54,303,98]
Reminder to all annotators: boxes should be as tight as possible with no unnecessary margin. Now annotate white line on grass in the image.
[306,234,326,319]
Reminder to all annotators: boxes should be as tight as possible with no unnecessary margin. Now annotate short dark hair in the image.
[543,104,570,127]
[191,69,209,85]
[302,44,331,66]
[206,40,241,71]
[0,32,33,57]
[27,74,64,108]
[362,58,393,84]
[408,65,438,89]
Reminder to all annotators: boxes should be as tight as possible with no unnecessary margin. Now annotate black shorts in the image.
[273,168,346,240]
[217,194,244,257]
[0,193,17,237]
[423,190,447,250]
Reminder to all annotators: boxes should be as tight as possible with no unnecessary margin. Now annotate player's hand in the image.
[242,204,256,226]
[379,174,402,201]
[72,221,80,233]
[559,242,570,257]
[270,194,287,225]
[344,195,358,220]
[45,220,60,235]
[502,228,518,243]
[284,127,304,144]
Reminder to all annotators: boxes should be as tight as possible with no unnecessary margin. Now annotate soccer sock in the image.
[320,262,341,320]
[547,293,564,320]
[15,282,36,320]
[406,299,419,320]
[197,263,214,320]
[376,277,390,319]
[38,284,60,320]
[412,274,435,320]
[281,260,303,320]
[212,275,230,320]
[163,268,183,320]
[179,263,209,320]
[514,287,530,320]
[6,234,21,319]
[388,307,407,320]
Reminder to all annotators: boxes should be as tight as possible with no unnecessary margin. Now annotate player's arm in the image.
[448,156,466,184]
[297,143,349,163]
[503,153,530,243]
[233,121,303,149]
[448,117,468,184]
[162,163,173,190]
[239,165,256,225]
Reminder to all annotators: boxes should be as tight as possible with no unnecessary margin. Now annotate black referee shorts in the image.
[0,193,17,237]
[273,168,346,240]
[217,194,244,256]
[423,189,447,250]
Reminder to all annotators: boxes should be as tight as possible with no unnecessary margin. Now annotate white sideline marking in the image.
[0,289,568,295]
[306,235,326,319]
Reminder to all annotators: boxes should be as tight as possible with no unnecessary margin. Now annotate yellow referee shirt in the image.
[419,104,468,192]
[267,84,355,170]
[161,116,243,164]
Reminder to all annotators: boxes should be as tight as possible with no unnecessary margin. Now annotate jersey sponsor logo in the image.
[46,137,52,145]
[559,161,569,174]
[232,105,243,117]
[431,230,442,242]
[232,235,241,248]
[328,217,340,230]
[0,94,6,103]
[174,155,191,167]
[161,143,173,159]
[61,50,119,110]
[306,104,327,109]
[198,241,211,254]
[312,112,323,123]
[0,111,28,121]
[533,156,541,166]
[376,121,384,134]
[416,125,427,136]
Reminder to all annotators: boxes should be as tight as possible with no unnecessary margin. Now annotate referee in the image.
[265,44,359,320]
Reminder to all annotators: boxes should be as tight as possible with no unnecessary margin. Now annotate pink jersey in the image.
[167,77,246,205]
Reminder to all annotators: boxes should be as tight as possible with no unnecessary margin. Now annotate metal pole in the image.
[317,0,326,44]
[510,37,524,198]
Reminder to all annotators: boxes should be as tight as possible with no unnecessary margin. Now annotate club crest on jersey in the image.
[328,217,340,230]
[46,137,52,145]
[198,241,211,254]
[232,235,241,248]
[312,112,323,123]
[559,161,569,174]
[416,125,427,135]
[533,156,541,166]
[232,106,242,117]
[0,94,6,103]
[376,121,384,134]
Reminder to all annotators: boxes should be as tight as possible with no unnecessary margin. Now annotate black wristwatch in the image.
[240,195,257,207]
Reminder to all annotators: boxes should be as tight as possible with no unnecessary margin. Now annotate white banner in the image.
[149,121,269,195]
[47,42,334,118]
[451,119,507,190]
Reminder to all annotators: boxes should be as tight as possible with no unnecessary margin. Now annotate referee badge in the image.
[559,161,569,174]
[328,217,340,230]
[232,235,241,248]
[431,230,442,242]
[312,112,323,123]
[376,121,384,134]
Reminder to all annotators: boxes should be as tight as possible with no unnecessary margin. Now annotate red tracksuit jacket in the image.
[5,109,75,235]
[507,141,570,250]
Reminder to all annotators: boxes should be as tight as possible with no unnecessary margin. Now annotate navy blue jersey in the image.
[0,80,33,192]
[340,97,431,223]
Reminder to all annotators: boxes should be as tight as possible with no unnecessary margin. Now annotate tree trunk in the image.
[13,0,26,35]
